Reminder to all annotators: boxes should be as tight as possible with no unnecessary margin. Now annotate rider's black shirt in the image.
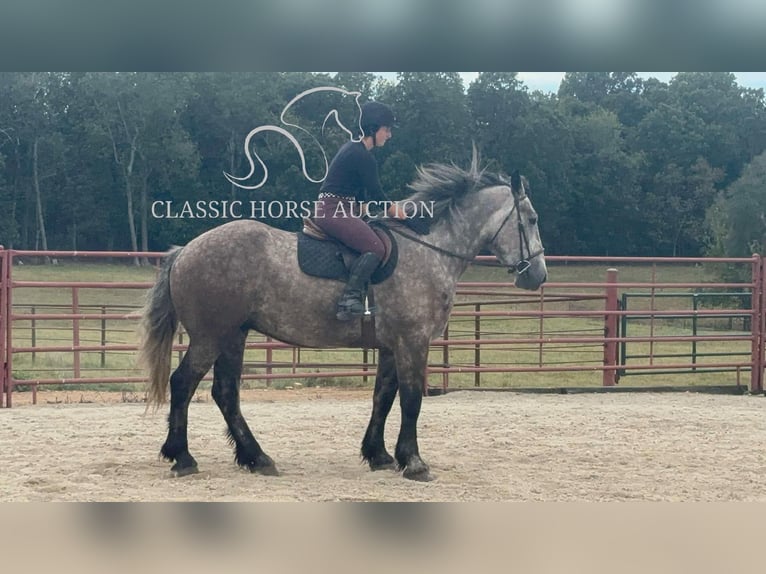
[320,141,388,202]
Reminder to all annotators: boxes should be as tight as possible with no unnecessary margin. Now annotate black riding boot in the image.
[336,252,381,321]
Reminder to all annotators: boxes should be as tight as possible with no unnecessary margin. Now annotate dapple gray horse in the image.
[139,152,547,481]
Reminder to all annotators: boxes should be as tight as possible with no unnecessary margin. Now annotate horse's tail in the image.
[138,247,183,409]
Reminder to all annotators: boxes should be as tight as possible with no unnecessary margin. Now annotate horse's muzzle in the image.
[511,251,547,291]
[514,269,547,290]
[509,259,531,275]
[508,248,545,277]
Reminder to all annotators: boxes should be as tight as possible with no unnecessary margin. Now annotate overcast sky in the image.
[470,72,766,92]
[373,72,766,93]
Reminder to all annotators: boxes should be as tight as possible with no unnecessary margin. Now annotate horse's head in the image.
[485,170,547,290]
[402,154,547,289]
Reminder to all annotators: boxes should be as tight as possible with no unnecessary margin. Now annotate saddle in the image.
[297,218,398,283]
[296,214,432,346]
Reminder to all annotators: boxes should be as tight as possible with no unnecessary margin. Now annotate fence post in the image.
[100,305,106,367]
[760,256,766,392]
[31,306,36,363]
[0,246,6,407]
[3,249,13,407]
[442,322,450,393]
[750,255,763,393]
[474,303,481,387]
[691,294,698,372]
[538,286,545,367]
[603,268,619,386]
[72,286,80,379]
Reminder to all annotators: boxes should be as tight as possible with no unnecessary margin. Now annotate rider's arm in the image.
[358,150,407,219]
[358,151,388,203]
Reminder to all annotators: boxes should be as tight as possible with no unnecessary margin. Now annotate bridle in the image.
[388,191,545,275]
[487,193,545,274]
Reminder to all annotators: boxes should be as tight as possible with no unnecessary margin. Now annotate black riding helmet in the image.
[360,101,395,137]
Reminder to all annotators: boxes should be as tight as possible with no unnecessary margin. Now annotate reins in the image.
[388,195,544,274]
[388,225,477,262]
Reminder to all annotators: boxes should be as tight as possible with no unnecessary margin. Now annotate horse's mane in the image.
[405,154,509,224]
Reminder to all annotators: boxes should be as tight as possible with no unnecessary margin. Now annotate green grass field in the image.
[4,259,757,392]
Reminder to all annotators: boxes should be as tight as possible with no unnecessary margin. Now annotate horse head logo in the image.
[224,86,364,190]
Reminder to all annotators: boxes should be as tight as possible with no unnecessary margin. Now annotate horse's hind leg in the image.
[393,341,432,481]
[361,347,398,470]
[211,330,278,476]
[161,340,218,476]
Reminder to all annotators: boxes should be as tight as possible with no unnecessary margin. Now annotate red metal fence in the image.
[1,247,763,407]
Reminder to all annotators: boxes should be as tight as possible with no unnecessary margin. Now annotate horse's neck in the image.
[437,200,492,250]
[424,210,487,280]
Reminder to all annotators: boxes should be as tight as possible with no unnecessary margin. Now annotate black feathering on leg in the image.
[212,330,279,476]
[361,347,399,470]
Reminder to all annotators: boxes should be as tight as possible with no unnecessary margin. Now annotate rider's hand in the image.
[387,202,408,219]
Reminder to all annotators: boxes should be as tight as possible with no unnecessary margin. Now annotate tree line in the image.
[1,72,766,260]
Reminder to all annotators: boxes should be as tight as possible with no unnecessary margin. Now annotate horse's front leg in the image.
[393,342,432,481]
[361,347,398,470]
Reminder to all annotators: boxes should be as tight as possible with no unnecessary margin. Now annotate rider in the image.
[314,101,406,321]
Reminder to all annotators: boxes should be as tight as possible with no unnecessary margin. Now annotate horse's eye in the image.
[529,217,537,226]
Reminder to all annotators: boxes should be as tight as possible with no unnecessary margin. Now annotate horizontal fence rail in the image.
[1,247,764,407]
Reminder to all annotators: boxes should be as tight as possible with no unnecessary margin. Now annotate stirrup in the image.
[336,304,363,321]
[336,296,374,321]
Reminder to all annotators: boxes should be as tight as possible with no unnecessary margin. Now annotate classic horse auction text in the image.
[151,200,435,220]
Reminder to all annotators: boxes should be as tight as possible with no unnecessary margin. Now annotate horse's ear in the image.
[510,170,522,194]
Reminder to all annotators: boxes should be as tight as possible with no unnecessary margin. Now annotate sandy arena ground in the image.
[2,388,766,501]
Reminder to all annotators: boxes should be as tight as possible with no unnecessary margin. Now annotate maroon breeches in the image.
[313,197,386,259]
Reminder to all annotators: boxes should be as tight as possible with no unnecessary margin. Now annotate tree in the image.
[468,74,575,254]
[467,72,530,172]
[82,73,198,261]
[387,72,472,168]
[0,150,16,247]
[0,73,65,258]
[668,73,766,185]
[2,71,765,258]
[379,150,417,200]
[332,72,378,98]
[646,159,722,256]
[49,72,121,251]
[706,151,766,258]
[565,109,644,255]
[559,72,650,127]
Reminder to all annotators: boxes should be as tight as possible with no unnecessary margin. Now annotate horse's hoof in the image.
[403,467,433,482]
[368,453,396,471]
[250,463,279,476]
[170,463,199,477]
[244,453,279,476]
[402,459,433,481]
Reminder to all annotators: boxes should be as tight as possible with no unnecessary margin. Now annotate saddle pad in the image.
[296,223,398,284]
[296,233,348,280]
